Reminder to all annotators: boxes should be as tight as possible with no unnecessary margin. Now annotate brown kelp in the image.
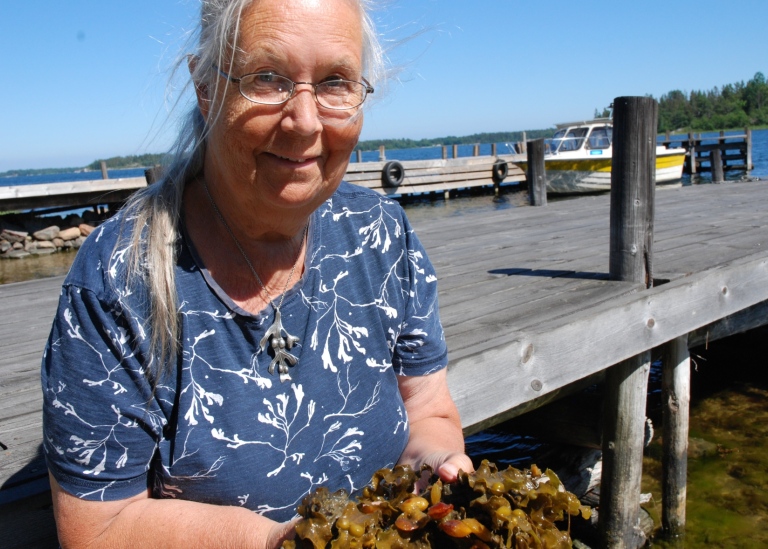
[283,460,591,548]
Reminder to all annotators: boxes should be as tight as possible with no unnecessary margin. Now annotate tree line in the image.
[354,130,553,152]
[656,71,767,132]
[86,153,165,171]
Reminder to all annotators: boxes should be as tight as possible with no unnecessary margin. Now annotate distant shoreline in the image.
[4,124,766,178]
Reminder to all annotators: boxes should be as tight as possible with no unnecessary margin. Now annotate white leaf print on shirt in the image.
[181,329,224,426]
[211,383,316,477]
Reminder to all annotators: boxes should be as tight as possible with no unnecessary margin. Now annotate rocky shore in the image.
[0,209,109,260]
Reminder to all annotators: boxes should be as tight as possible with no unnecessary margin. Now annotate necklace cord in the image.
[200,178,307,311]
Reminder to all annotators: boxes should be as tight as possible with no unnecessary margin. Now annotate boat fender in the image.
[382,160,405,188]
[492,159,508,184]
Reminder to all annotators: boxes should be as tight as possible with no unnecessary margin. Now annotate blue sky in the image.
[2,0,767,172]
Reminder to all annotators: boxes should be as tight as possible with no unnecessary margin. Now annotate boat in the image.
[515,118,687,193]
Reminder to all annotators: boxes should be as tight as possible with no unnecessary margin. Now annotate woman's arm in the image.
[396,368,474,483]
[50,474,295,549]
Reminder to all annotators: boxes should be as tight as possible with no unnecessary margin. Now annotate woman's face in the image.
[201,0,365,219]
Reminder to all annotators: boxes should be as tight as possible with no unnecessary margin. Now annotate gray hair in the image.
[121,0,386,381]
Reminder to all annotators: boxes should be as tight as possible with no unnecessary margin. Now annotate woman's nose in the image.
[281,86,323,135]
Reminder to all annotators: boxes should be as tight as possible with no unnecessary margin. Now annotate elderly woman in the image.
[41,0,471,547]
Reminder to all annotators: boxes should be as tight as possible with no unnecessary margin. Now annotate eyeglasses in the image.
[214,66,374,110]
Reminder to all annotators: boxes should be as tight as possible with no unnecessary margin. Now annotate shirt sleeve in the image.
[391,213,448,376]
[41,283,164,501]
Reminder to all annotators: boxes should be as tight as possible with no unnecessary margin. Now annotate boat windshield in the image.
[586,126,612,150]
[551,127,589,153]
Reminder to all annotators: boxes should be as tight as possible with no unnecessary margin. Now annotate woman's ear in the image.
[187,55,211,120]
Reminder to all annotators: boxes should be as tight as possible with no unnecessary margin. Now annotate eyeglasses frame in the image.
[213,65,374,110]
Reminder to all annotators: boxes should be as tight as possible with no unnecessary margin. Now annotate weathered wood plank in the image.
[449,250,768,436]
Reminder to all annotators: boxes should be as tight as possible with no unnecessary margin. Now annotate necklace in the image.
[200,179,307,382]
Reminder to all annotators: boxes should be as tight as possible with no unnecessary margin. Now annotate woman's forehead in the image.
[234,0,363,68]
[237,0,363,43]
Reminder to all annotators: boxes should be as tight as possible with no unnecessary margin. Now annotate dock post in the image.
[452,144,459,159]
[356,150,362,163]
[688,132,697,175]
[491,143,497,157]
[379,145,386,161]
[661,335,690,541]
[473,144,480,156]
[746,127,753,170]
[600,96,656,549]
[711,149,724,182]
[526,138,547,206]
[442,145,448,160]
[100,161,108,180]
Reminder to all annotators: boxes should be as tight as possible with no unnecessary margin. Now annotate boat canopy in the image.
[548,121,613,154]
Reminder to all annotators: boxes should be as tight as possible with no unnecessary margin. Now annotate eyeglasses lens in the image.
[240,73,367,111]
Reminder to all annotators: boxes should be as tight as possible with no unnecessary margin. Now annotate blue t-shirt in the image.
[41,182,447,522]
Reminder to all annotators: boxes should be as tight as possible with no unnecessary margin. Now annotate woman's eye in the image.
[255,72,278,83]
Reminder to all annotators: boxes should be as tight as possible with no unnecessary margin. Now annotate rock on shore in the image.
[0,209,107,259]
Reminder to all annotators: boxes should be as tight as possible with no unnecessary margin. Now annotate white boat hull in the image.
[513,119,688,194]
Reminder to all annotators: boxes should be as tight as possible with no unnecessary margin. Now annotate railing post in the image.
[452,144,459,159]
[600,96,657,549]
[661,334,690,541]
[356,150,363,163]
[442,145,448,160]
[526,139,547,206]
[688,131,697,175]
[746,127,753,170]
[711,149,724,182]
[379,145,386,161]
[100,161,108,180]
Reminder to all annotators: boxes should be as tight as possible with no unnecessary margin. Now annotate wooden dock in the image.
[2,178,768,546]
[0,155,525,214]
[660,129,753,175]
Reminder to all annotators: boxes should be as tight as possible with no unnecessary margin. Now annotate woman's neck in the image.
[183,177,310,313]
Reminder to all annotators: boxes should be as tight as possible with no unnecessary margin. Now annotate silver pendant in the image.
[259,308,299,382]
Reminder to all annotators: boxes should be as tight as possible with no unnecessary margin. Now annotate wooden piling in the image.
[526,139,547,206]
[688,132,697,174]
[600,96,657,549]
[711,149,724,182]
[100,161,108,180]
[746,127,753,170]
[452,144,459,159]
[661,335,690,541]
[473,144,480,156]
[379,145,386,161]
[144,165,162,185]
[491,143,497,157]
[356,150,363,163]
[442,145,448,160]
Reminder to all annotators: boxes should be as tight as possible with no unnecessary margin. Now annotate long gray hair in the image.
[121,0,386,381]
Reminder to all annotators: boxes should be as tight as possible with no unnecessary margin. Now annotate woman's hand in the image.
[420,450,475,483]
[267,517,298,548]
[396,369,474,489]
